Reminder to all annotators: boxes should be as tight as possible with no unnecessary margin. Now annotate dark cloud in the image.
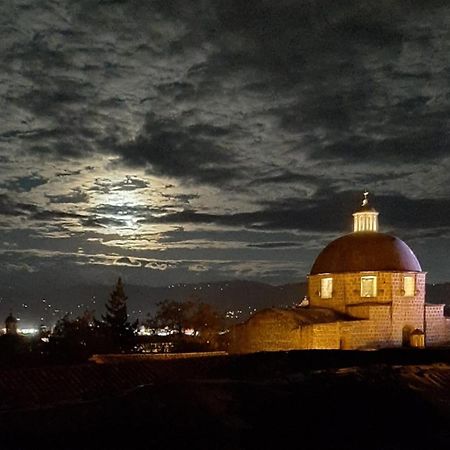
[0,194,85,226]
[150,192,450,238]
[3,0,449,175]
[161,192,199,205]
[56,169,82,177]
[1,0,450,314]
[81,216,127,229]
[159,228,302,245]
[152,193,356,233]
[311,122,450,164]
[117,113,239,185]
[0,194,38,217]
[30,209,85,222]
[247,242,301,249]
[47,188,89,204]
[248,170,321,187]
[374,195,450,231]
[1,174,48,192]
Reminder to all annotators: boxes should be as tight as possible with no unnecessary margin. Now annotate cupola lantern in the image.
[352,192,379,232]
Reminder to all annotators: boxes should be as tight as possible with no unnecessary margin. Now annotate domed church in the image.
[229,193,450,352]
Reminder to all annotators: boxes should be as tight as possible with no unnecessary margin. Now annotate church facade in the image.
[229,194,450,352]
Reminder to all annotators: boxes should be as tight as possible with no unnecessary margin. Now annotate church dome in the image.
[310,231,422,275]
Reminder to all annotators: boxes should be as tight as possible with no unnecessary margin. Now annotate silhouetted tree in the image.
[51,310,101,360]
[143,313,159,335]
[103,278,128,329]
[190,302,223,340]
[102,277,137,351]
[153,299,194,334]
[152,299,224,351]
[0,333,28,365]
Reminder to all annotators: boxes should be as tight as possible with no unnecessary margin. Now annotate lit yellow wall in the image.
[309,271,427,347]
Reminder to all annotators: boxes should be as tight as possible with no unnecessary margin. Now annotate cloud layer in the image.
[1,0,450,318]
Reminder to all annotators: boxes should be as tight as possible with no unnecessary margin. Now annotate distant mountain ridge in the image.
[129,280,308,314]
[0,280,307,326]
[1,279,450,327]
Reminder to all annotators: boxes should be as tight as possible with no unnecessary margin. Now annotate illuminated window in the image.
[320,277,333,299]
[361,276,377,297]
[403,276,415,297]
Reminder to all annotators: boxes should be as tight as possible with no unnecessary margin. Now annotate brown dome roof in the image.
[310,232,422,275]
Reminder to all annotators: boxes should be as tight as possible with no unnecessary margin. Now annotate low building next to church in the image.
[229,194,450,352]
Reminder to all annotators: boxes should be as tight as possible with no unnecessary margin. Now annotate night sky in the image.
[1,1,450,320]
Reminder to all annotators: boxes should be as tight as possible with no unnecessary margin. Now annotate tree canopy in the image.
[150,298,223,347]
[102,277,137,351]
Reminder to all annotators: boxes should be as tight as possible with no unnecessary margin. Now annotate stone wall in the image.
[341,299,427,349]
[228,269,450,352]
[309,271,425,314]
[228,310,306,353]
[309,271,427,348]
[340,306,394,349]
[346,304,371,319]
[310,322,341,349]
[425,304,450,346]
[391,297,425,345]
[230,319,347,353]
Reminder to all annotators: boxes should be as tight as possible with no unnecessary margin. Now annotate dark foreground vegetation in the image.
[1,278,449,449]
[0,350,449,450]
[0,278,226,368]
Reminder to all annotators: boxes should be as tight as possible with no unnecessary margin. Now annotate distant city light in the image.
[138,326,197,336]
[19,328,39,335]
[1,327,39,335]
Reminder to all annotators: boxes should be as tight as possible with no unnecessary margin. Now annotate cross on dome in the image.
[362,191,369,206]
